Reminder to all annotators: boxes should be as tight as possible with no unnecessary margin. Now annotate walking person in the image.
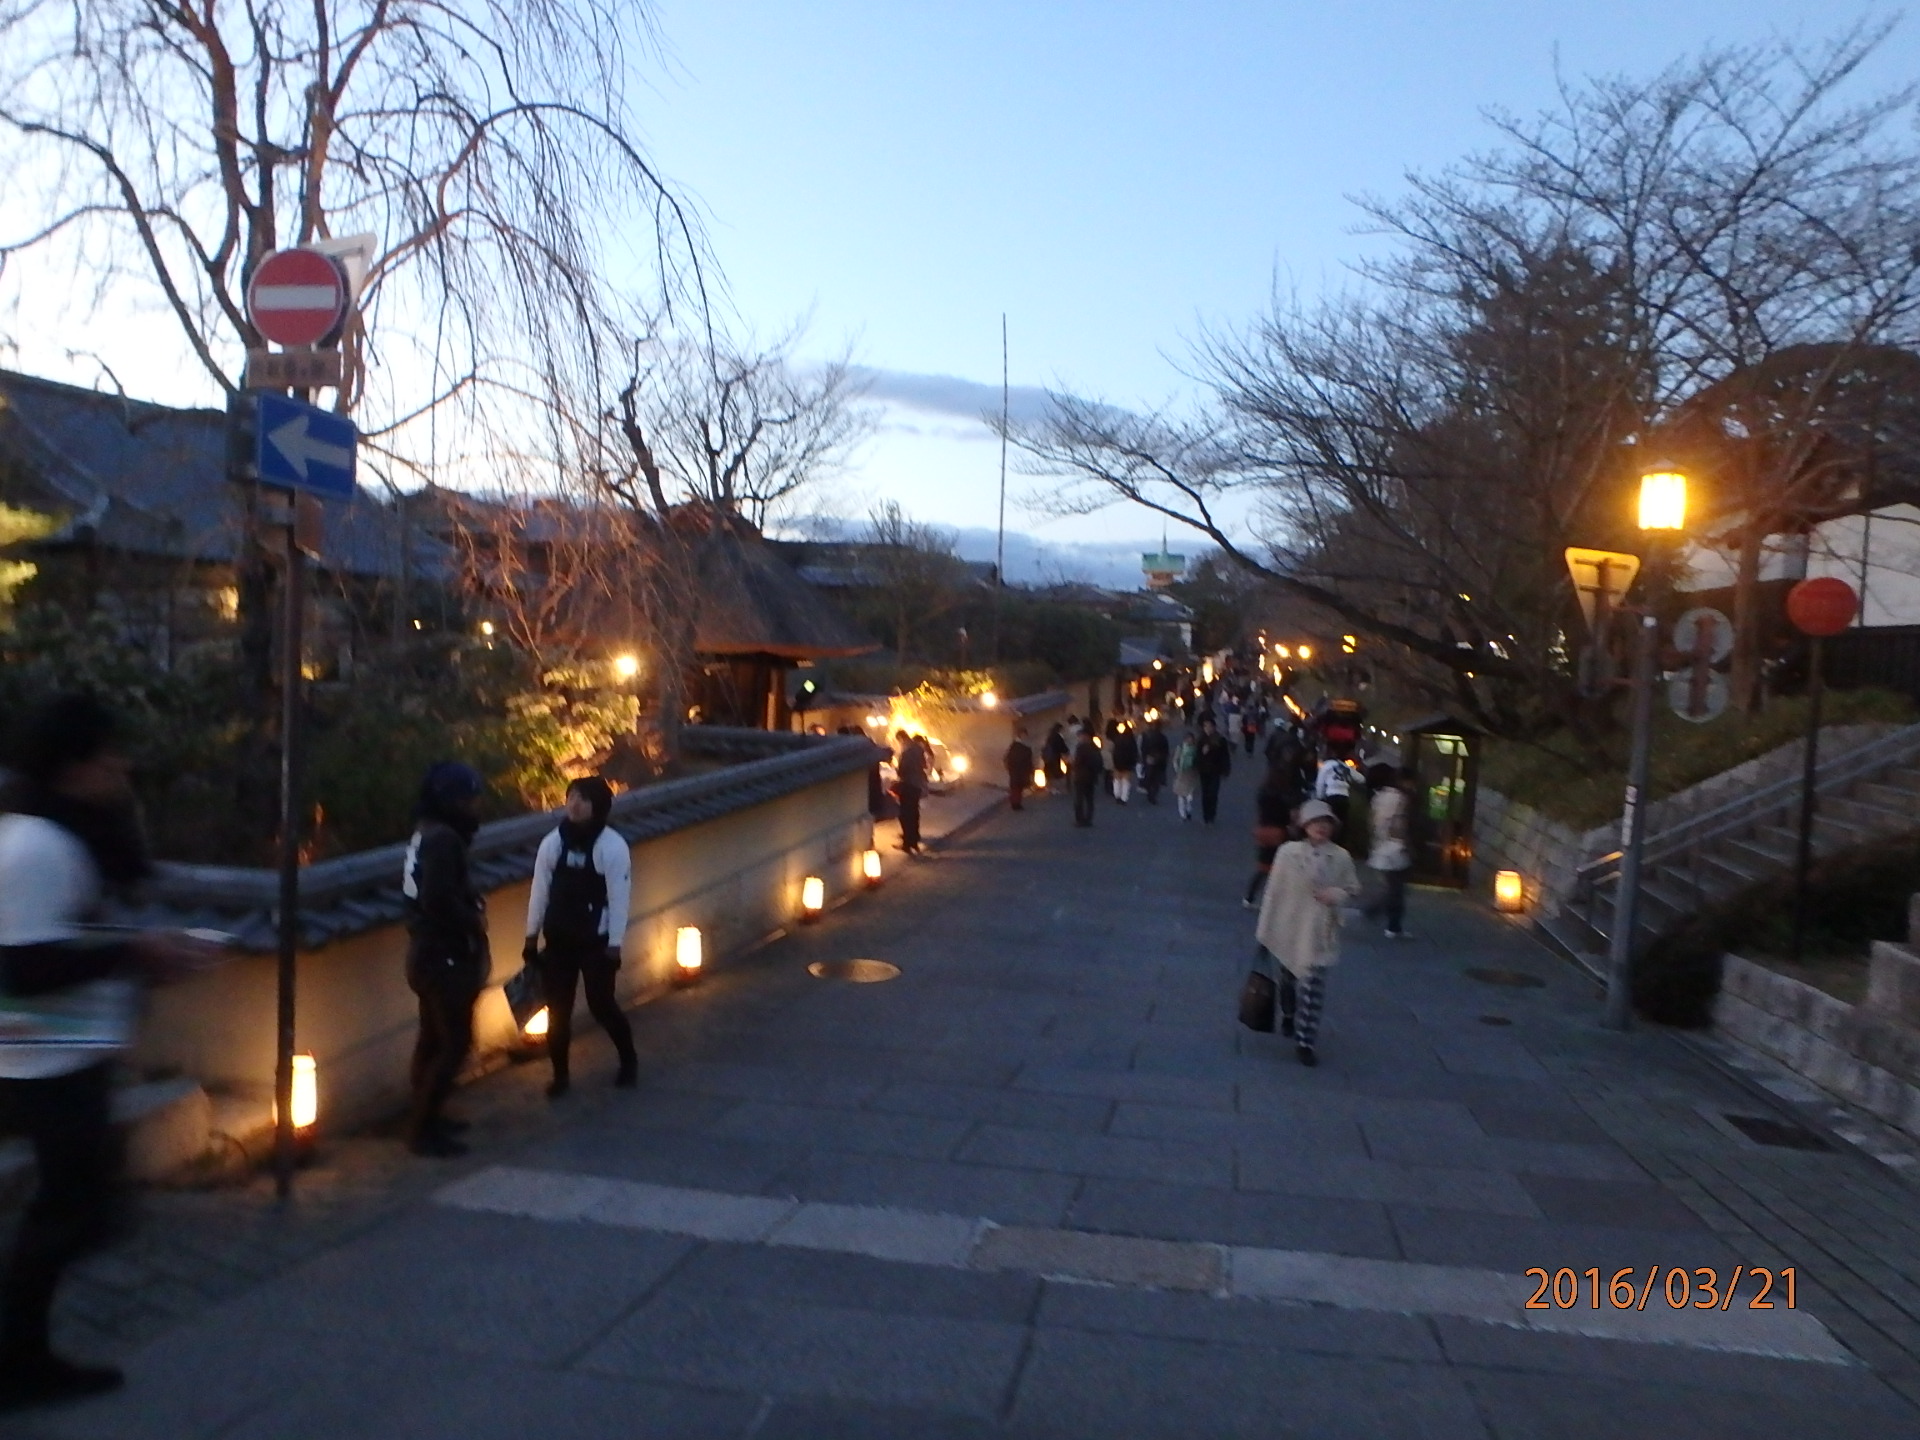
[0,695,212,1408]
[894,729,927,854]
[1241,707,1260,756]
[1244,745,1306,908]
[1171,729,1200,821]
[1195,714,1234,824]
[1254,800,1360,1066]
[1361,764,1414,939]
[402,761,491,1157]
[1069,726,1103,828]
[1313,750,1354,838]
[1040,723,1070,794]
[523,777,637,1099]
[1004,728,1035,812]
[1111,723,1140,805]
[1139,719,1171,804]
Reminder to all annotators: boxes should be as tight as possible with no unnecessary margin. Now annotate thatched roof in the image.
[693,522,877,661]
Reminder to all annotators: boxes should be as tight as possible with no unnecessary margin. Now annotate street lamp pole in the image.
[1602,464,1687,1032]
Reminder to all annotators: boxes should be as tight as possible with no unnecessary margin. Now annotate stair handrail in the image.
[1574,719,1920,901]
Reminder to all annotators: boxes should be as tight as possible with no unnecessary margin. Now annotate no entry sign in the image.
[247,249,348,348]
[1786,577,1859,637]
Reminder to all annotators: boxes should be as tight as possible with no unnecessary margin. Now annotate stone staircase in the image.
[1557,722,1920,958]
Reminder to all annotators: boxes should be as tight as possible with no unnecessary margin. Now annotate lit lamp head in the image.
[1494,870,1526,913]
[862,847,883,886]
[801,875,825,922]
[1638,463,1687,532]
[949,753,970,775]
[980,691,998,709]
[1297,644,1312,661]
[612,652,641,681]
[675,925,703,983]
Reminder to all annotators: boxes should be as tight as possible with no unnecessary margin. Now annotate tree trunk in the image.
[1728,522,1767,714]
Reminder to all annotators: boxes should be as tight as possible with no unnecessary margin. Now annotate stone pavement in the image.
[14,774,1920,1436]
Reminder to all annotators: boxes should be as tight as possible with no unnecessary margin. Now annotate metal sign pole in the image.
[1603,607,1658,1031]
[273,497,304,1198]
[1789,634,1825,964]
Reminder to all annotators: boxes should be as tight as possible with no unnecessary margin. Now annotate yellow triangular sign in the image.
[1564,548,1640,636]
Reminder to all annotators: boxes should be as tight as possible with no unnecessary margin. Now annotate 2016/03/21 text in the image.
[1525,1266,1797,1311]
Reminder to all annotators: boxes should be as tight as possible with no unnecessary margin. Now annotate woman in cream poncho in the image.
[1254,799,1360,1066]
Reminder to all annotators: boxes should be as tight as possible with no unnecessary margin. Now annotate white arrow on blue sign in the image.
[255,393,357,500]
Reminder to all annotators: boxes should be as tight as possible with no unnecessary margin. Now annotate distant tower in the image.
[1140,532,1186,591]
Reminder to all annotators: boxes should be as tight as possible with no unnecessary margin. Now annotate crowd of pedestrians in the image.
[997,676,1415,1072]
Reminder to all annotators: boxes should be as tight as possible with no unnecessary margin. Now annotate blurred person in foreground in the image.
[0,695,212,1408]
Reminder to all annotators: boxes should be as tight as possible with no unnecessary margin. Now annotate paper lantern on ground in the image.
[523,1006,551,1039]
[801,875,825,921]
[862,849,883,887]
[675,925,703,975]
[290,1053,318,1131]
[1494,870,1525,913]
[1032,767,1047,790]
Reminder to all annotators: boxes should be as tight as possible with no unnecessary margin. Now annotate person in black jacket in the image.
[1139,719,1171,804]
[1040,723,1069,793]
[0,695,209,1409]
[1069,727,1103,828]
[1245,745,1307,906]
[894,730,927,854]
[1111,723,1141,805]
[402,762,491,1157]
[1004,728,1035,811]
[1194,715,1234,824]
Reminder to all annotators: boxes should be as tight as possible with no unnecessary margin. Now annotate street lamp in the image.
[1603,462,1689,1031]
[612,652,641,681]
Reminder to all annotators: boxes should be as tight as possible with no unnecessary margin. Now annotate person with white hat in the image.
[1253,798,1360,1066]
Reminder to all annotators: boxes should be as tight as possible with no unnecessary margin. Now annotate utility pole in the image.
[992,314,1008,665]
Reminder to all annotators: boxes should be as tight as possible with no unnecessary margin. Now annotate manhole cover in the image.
[808,959,901,983]
[1478,1015,1513,1026]
[1723,1114,1831,1151]
[1463,967,1546,988]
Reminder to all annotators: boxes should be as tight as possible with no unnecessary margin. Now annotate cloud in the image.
[851,366,1057,429]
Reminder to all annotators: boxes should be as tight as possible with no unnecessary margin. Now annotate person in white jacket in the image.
[523,777,636,1097]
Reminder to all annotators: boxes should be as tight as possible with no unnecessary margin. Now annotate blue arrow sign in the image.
[255,393,357,500]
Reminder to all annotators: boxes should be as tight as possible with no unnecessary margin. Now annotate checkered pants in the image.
[1279,966,1326,1046]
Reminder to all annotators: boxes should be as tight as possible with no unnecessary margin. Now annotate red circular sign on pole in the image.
[1786,576,1859,637]
[247,249,348,348]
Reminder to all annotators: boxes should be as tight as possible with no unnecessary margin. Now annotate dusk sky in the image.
[3,4,1911,583]
[635,2,1913,576]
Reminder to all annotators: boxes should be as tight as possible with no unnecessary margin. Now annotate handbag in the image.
[504,956,545,1027]
[1238,969,1277,1032]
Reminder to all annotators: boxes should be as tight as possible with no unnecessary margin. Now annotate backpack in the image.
[543,832,609,948]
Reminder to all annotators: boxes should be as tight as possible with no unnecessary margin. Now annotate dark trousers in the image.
[1143,763,1166,803]
[408,978,477,1142]
[1367,868,1409,933]
[1072,781,1097,826]
[0,1063,122,1362]
[1007,780,1027,811]
[899,787,923,851]
[1200,774,1224,823]
[1245,844,1281,904]
[542,949,636,1083]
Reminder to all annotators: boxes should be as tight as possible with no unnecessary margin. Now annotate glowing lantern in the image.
[1297,644,1313,661]
[801,875,825,921]
[1637,464,1687,532]
[675,925,704,974]
[980,691,999,709]
[862,848,883,886]
[523,1006,551,1038]
[950,754,971,775]
[286,1053,318,1131]
[1494,870,1525,913]
[1032,767,1047,790]
[612,653,640,680]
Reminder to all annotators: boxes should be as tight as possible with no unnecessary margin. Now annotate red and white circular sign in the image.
[247,249,348,347]
[1786,577,1859,637]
